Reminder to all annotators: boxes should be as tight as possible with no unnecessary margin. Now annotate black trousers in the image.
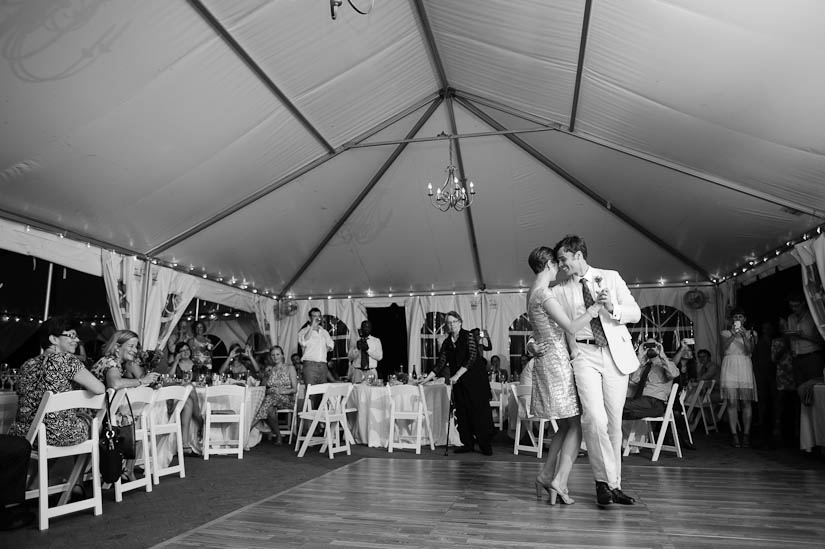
[0,435,31,505]
[623,396,665,420]
[452,381,495,451]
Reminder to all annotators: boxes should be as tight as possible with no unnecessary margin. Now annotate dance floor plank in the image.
[155,459,825,548]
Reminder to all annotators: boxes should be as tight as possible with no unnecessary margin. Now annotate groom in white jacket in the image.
[552,235,641,507]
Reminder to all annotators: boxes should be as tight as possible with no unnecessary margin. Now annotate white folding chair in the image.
[387,384,435,454]
[109,387,155,502]
[295,383,354,458]
[677,386,693,446]
[623,383,682,462]
[689,380,718,434]
[510,384,557,458]
[149,384,192,484]
[288,383,306,445]
[489,381,505,430]
[25,390,105,530]
[203,384,245,459]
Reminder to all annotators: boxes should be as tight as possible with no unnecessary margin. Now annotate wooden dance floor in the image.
[155,458,825,548]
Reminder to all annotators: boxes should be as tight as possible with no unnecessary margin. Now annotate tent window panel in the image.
[627,305,694,356]
[420,311,447,375]
[509,313,532,376]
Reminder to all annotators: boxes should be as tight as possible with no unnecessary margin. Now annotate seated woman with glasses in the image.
[259,346,298,445]
[9,317,106,446]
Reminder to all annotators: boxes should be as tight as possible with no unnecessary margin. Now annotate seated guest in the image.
[290,353,303,381]
[260,346,298,445]
[219,343,253,379]
[624,338,680,420]
[169,341,196,380]
[9,317,106,446]
[0,435,35,531]
[671,339,696,388]
[487,355,509,382]
[92,331,202,456]
[624,337,694,449]
[695,348,721,403]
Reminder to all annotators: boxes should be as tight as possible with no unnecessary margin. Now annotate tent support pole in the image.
[456,95,715,282]
[43,262,53,321]
[445,92,485,290]
[139,259,152,343]
[568,0,593,133]
[278,97,444,299]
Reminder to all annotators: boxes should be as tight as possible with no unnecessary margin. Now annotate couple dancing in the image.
[527,235,641,507]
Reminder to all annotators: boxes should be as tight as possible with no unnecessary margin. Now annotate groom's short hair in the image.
[554,234,588,260]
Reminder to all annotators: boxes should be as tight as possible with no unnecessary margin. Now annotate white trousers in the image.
[572,344,629,489]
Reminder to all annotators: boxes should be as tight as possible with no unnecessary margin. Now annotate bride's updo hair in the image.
[528,246,555,274]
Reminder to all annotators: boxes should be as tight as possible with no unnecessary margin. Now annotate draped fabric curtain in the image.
[792,234,825,340]
[102,252,147,334]
[149,267,199,352]
[483,292,527,374]
[253,296,277,347]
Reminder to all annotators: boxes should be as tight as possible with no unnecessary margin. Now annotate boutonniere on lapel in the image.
[594,275,603,289]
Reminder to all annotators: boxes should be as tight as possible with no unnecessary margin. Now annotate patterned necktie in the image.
[361,339,369,369]
[580,278,608,347]
[632,361,654,399]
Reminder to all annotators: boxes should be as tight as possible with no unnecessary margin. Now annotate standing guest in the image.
[415,312,495,455]
[527,246,603,505]
[346,320,383,383]
[772,347,799,446]
[720,309,757,448]
[549,234,641,506]
[0,435,34,530]
[187,321,213,374]
[781,293,824,386]
[297,308,334,387]
[10,317,106,445]
[260,346,298,445]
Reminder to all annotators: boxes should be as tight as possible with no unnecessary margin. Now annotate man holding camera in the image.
[347,320,383,383]
[624,338,680,420]
[297,308,334,386]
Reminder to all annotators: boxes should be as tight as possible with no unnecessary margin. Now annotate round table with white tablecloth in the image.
[347,383,461,448]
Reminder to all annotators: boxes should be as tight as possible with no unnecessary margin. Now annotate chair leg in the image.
[150,430,160,485]
[536,421,545,459]
[415,417,422,455]
[388,415,395,453]
[38,447,48,530]
[423,411,435,450]
[513,418,520,455]
[297,418,320,457]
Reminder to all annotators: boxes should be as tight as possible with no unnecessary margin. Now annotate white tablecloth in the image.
[0,391,17,434]
[347,383,461,448]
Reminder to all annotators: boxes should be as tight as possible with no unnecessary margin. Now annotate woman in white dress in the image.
[720,308,757,447]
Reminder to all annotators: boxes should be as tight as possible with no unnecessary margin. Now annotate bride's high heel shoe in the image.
[534,478,552,501]
[550,481,575,505]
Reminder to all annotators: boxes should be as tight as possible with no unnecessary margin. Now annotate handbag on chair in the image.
[114,393,137,460]
[99,391,137,483]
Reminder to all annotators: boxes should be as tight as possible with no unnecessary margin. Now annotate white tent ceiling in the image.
[1,0,823,299]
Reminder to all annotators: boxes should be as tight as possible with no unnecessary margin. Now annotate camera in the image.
[357,328,367,338]
[643,342,658,350]
[683,338,695,345]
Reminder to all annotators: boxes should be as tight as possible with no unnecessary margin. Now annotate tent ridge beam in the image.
[278,97,444,299]
[456,96,715,282]
[569,0,593,132]
[348,126,559,148]
[455,90,564,129]
[445,93,485,290]
[412,0,449,89]
[564,130,825,219]
[187,0,335,154]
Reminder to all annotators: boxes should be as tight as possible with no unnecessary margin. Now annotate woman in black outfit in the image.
[416,311,495,455]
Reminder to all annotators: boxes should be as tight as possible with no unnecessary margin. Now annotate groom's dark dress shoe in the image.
[595,482,614,506]
[611,488,635,505]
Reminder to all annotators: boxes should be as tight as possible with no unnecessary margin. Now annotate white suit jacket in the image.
[553,267,641,375]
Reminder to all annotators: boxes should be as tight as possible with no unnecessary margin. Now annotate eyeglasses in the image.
[60,332,80,340]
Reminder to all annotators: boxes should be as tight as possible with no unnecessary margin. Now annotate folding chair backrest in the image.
[387,384,426,413]
[663,383,680,418]
[511,384,531,418]
[321,384,352,414]
[36,390,107,450]
[205,384,245,406]
[302,383,331,412]
[25,391,52,445]
[154,384,192,417]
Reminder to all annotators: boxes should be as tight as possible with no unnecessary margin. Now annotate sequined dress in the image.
[528,286,581,419]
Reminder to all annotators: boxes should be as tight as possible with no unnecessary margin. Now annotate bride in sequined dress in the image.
[527,246,603,505]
